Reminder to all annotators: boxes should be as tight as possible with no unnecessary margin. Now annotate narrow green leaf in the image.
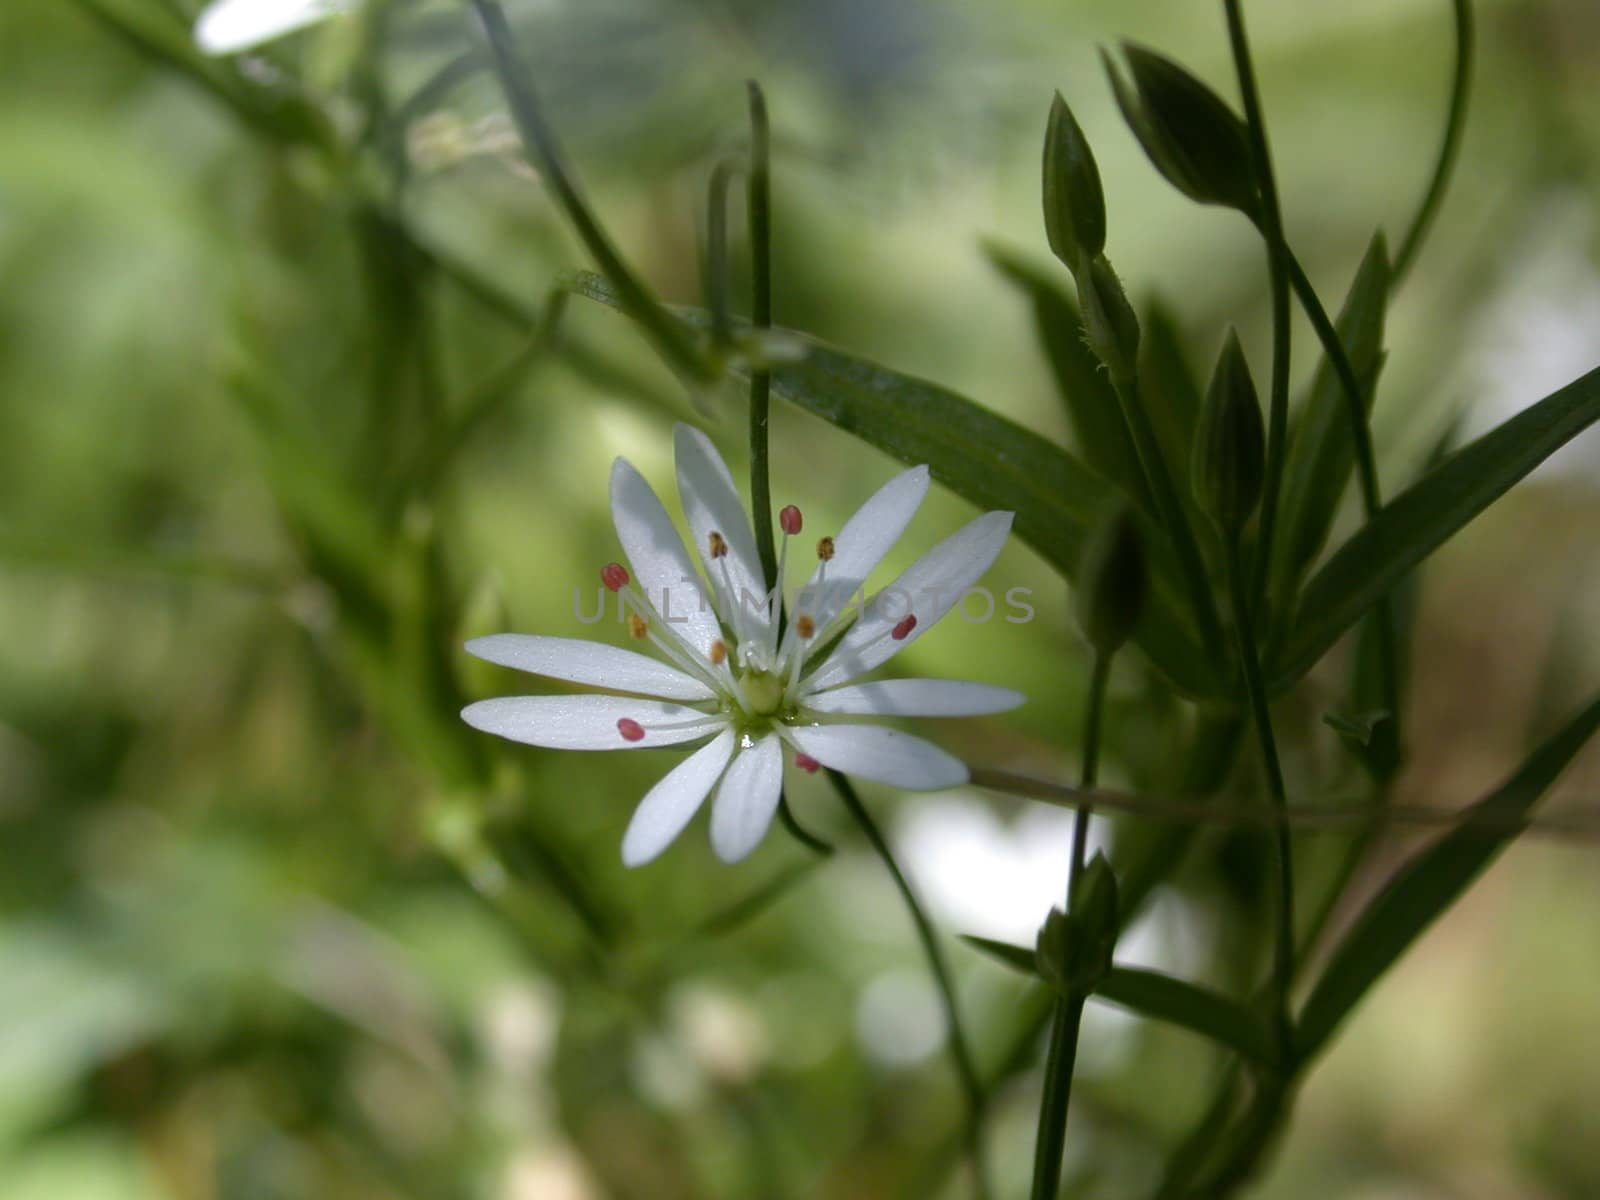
[566,271,1221,698]
[1272,235,1390,600]
[1296,689,1600,1060]
[963,939,1275,1064]
[1096,967,1276,1064]
[1273,364,1600,689]
[984,244,1152,509]
[962,934,1040,977]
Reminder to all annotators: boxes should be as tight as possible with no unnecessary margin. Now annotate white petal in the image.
[710,734,784,863]
[610,458,724,657]
[674,425,771,640]
[461,696,724,750]
[803,679,1025,717]
[784,724,968,790]
[790,465,929,635]
[803,510,1014,691]
[622,729,737,866]
[465,634,714,701]
[194,0,352,54]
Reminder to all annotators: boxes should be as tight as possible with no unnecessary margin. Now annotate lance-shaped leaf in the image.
[1138,299,1206,512]
[565,270,1222,698]
[1272,235,1391,600]
[1103,43,1259,218]
[1297,689,1600,1060]
[962,937,1273,1063]
[1193,331,1265,540]
[1273,364,1600,688]
[985,245,1151,508]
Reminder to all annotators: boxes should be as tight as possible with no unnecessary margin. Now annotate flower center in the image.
[738,669,785,717]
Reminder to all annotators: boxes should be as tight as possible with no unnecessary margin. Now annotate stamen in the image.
[617,718,645,742]
[710,639,728,666]
[601,562,630,592]
[794,752,820,774]
[786,612,816,694]
[627,614,649,640]
[816,536,835,561]
[892,614,918,641]
[795,614,816,639]
[708,531,729,559]
[780,505,803,535]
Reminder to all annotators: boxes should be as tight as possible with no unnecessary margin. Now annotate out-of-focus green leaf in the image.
[1137,298,1205,515]
[565,269,1221,698]
[1273,364,1600,689]
[1296,689,1600,1059]
[1096,966,1275,1064]
[1272,235,1390,602]
[984,244,1152,510]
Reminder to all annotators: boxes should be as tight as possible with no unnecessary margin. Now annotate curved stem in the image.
[1393,0,1475,284]
[467,0,710,383]
[746,81,779,590]
[1223,0,1293,620]
[827,771,993,1200]
[777,792,833,856]
[1224,539,1294,1061]
[1029,651,1112,1200]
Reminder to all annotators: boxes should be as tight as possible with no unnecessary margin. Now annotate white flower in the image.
[194,0,355,56]
[462,424,1022,867]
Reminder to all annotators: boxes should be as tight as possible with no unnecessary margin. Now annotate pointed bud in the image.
[1043,91,1106,268]
[1104,44,1259,220]
[1034,907,1071,991]
[1075,506,1148,656]
[1194,330,1265,539]
[1077,255,1141,375]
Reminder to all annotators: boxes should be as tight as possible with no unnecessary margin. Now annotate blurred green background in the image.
[3,0,1600,1197]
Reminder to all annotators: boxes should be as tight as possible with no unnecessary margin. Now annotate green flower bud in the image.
[1103,44,1259,220]
[1043,91,1106,268]
[1193,330,1265,539]
[1077,255,1141,375]
[1035,906,1071,991]
[1075,506,1148,656]
[1073,852,1120,980]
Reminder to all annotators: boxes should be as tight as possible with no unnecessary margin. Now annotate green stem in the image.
[1280,250,1401,726]
[747,81,779,591]
[1224,0,1293,620]
[827,771,993,1200]
[777,793,834,856]
[1107,370,1227,669]
[1029,651,1112,1200]
[1393,0,1475,284]
[467,0,710,383]
[1224,539,1294,1059]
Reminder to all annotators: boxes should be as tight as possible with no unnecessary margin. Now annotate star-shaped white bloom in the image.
[462,424,1022,867]
[194,0,355,55]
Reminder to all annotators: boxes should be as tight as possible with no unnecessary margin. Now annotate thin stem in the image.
[777,792,834,856]
[1393,0,1475,283]
[1280,250,1401,726]
[1029,651,1112,1200]
[1107,370,1227,669]
[747,81,779,591]
[1224,0,1293,619]
[467,0,710,383]
[827,771,993,1200]
[1224,539,1294,1060]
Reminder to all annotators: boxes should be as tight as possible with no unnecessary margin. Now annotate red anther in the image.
[780,505,803,536]
[794,752,821,774]
[891,614,918,641]
[601,563,630,592]
[617,718,646,742]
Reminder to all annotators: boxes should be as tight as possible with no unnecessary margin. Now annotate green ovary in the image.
[738,669,785,717]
